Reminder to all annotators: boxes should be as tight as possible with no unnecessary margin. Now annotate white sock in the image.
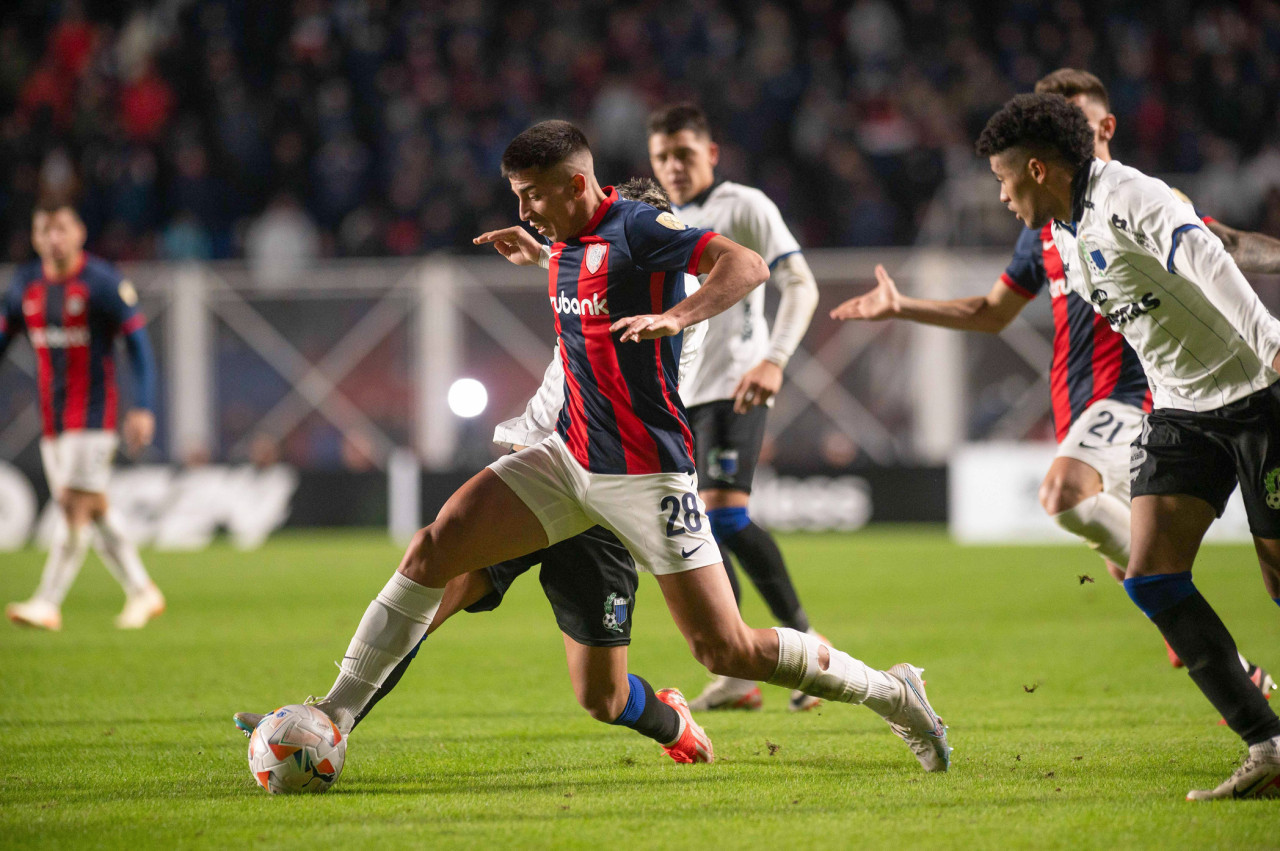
[35,519,92,607]
[94,510,152,596]
[766,627,903,716]
[322,572,443,728]
[1053,492,1131,569]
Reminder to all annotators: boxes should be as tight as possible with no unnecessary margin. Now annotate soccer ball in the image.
[247,704,346,794]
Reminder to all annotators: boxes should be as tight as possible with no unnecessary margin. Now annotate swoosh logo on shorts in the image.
[681,543,705,559]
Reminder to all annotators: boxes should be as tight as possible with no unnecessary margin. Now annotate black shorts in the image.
[464,525,638,646]
[1130,381,1280,538]
[687,400,768,493]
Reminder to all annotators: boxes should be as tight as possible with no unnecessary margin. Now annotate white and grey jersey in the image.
[673,180,815,407]
[493,275,707,450]
[1051,158,1280,413]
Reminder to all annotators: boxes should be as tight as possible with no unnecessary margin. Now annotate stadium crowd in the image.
[3,0,1280,265]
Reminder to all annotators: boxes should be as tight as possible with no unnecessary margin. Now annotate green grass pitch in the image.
[2,529,1278,849]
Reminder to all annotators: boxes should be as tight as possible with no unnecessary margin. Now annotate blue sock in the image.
[1274,597,1280,608]
[1123,571,1197,619]
[707,506,750,542]
[610,674,681,744]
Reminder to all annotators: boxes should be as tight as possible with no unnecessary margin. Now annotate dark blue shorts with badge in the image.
[1130,381,1280,538]
[465,524,638,647]
[687,400,768,493]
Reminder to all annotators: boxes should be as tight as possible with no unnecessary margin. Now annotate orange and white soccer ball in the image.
[247,704,346,794]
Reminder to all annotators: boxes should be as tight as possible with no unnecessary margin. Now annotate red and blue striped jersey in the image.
[0,254,153,437]
[1001,223,1151,441]
[548,187,718,475]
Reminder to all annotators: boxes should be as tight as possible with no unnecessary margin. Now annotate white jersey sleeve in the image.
[1107,177,1280,369]
[766,252,819,369]
[492,345,564,451]
[729,187,802,268]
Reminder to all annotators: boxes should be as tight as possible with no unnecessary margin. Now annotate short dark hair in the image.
[616,177,672,212]
[1035,68,1110,112]
[500,120,590,177]
[975,93,1095,172]
[646,103,711,139]
[33,193,80,218]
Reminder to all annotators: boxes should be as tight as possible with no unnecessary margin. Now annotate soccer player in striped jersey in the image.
[1,197,164,631]
[241,122,951,773]
[976,91,1280,800]
[831,69,1276,689]
[647,104,827,713]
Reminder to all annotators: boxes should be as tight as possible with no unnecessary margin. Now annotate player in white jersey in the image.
[831,68,1277,688]
[647,104,825,713]
[977,92,1280,800]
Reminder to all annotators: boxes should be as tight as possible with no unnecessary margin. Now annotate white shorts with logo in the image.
[1055,398,1144,501]
[40,429,119,496]
[488,433,721,576]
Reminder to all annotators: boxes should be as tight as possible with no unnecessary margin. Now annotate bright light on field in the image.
[447,378,488,418]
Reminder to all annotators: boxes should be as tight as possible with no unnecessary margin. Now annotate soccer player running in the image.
[647,104,827,713]
[1,197,164,631]
[831,68,1276,688]
[236,179,717,764]
[242,121,950,773]
[976,92,1280,800]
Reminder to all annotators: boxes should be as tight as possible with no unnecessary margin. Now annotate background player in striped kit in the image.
[830,69,1276,691]
[647,104,827,713]
[1,197,164,631]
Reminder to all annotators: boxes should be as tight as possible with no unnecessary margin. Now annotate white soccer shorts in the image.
[1055,399,1144,501]
[488,433,722,576]
[40,429,118,496]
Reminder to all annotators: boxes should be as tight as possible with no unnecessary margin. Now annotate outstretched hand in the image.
[610,313,683,343]
[473,227,543,266]
[829,264,902,321]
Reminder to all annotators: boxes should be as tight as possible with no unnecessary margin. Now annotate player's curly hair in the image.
[975,93,1094,172]
[501,120,590,177]
[616,177,672,213]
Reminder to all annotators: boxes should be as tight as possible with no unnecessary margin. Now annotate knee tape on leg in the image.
[1053,492,1130,568]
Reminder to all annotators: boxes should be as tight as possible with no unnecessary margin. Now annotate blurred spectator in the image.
[3,0,1280,264]
[244,192,320,287]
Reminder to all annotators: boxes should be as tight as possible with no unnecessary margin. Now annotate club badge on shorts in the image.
[602,592,629,633]
[1265,467,1280,509]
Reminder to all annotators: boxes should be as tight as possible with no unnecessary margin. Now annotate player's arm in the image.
[614,235,767,341]
[98,277,157,454]
[1204,219,1280,275]
[472,226,543,265]
[730,253,820,412]
[830,263,1029,333]
[1119,182,1280,371]
[0,278,26,360]
[493,343,566,452]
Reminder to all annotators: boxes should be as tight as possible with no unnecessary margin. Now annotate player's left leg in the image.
[654,563,949,771]
[93,505,164,629]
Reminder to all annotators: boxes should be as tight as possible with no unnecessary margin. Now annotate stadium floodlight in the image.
[447,378,488,418]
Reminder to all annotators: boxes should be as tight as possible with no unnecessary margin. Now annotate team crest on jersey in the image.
[119,280,138,306]
[655,212,687,231]
[1265,468,1280,509]
[65,294,85,316]
[585,243,608,274]
[602,592,629,633]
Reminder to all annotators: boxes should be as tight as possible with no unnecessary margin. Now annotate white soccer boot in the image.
[688,675,763,711]
[6,599,62,631]
[1187,736,1280,800]
[883,663,951,772]
[115,584,166,629]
